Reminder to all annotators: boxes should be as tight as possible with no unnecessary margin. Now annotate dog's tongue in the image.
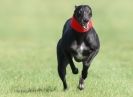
[71,17,93,33]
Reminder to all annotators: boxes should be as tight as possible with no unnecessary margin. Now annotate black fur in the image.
[57,5,100,90]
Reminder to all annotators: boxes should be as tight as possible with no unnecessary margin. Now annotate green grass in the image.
[0,0,133,97]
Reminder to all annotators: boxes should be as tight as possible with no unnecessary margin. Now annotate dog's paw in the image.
[78,77,85,90]
[72,68,79,74]
[78,83,84,90]
[63,87,68,91]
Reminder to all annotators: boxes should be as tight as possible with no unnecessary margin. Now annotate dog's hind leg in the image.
[57,43,68,90]
[58,60,68,90]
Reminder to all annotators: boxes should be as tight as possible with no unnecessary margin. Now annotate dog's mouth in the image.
[82,22,89,29]
[80,19,90,29]
[83,24,88,29]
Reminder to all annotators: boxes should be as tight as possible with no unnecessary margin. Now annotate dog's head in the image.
[73,5,92,28]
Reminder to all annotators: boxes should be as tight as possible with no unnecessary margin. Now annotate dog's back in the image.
[62,19,71,36]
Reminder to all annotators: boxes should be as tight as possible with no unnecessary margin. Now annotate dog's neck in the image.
[70,17,93,33]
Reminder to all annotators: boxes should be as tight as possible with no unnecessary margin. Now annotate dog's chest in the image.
[70,41,90,60]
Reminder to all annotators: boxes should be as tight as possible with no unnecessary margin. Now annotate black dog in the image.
[57,5,100,90]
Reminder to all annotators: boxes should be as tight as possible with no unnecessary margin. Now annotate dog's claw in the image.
[72,68,79,74]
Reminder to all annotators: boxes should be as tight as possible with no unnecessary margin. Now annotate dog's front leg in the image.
[78,49,99,90]
[65,52,79,74]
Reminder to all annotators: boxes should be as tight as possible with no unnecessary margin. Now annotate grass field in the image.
[0,0,133,97]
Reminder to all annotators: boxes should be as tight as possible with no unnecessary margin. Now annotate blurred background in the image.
[0,0,132,97]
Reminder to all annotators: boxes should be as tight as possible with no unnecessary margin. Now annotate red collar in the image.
[70,17,93,33]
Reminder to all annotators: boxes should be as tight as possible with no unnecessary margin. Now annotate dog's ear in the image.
[75,5,78,9]
[89,8,92,17]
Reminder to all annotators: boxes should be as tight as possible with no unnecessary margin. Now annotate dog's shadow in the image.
[14,86,57,93]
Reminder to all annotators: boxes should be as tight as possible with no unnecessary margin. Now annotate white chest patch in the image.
[76,45,84,59]
[76,46,83,59]
[71,42,89,60]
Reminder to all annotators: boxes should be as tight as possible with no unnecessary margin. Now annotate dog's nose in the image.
[83,18,89,23]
